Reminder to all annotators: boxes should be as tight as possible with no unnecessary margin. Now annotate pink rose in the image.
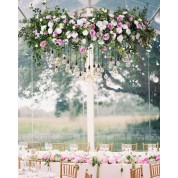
[129,16,133,21]
[90,29,96,37]
[108,23,114,30]
[156,155,160,161]
[142,158,149,164]
[103,33,110,40]
[117,22,123,28]
[40,41,47,48]
[126,22,130,28]
[136,24,142,29]
[80,47,86,54]
[57,39,64,45]
[136,33,140,40]
[102,46,107,51]
[46,15,52,19]
[43,154,48,161]
[91,24,95,29]
[117,15,124,22]
[53,30,58,37]
[142,23,146,29]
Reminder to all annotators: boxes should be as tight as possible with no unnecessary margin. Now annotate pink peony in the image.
[80,47,86,54]
[102,46,107,51]
[108,23,114,30]
[103,33,110,40]
[57,39,64,45]
[40,41,47,48]
[90,29,96,37]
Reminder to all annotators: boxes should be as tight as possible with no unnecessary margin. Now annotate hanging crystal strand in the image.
[112,46,118,75]
[104,50,108,80]
[55,50,60,73]
[62,43,67,64]
[78,52,83,80]
[68,47,73,75]
[93,43,96,77]
[74,50,79,77]
[96,44,101,78]
[65,45,70,73]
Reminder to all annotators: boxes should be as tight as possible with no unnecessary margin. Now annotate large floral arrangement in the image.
[18,2,156,65]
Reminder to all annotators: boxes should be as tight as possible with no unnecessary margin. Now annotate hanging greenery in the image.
[18,2,156,66]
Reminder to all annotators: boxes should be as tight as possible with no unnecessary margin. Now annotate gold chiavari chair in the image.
[142,143,159,152]
[96,143,113,151]
[52,143,66,151]
[85,169,92,178]
[121,143,138,151]
[77,143,90,152]
[130,165,143,178]
[149,163,160,178]
[18,158,22,169]
[60,162,78,178]
[27,142,41,151]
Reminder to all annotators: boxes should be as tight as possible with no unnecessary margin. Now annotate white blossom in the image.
[134,20,139,25]
[98,39,104,45]
[126,29,131,35]
[52,38,57,44]
[71,32,78,38]
[48,21,54,28]
[117,35,124,43]
[59,23,64,29]
[109,13,114,18]
[132,35,135,41]
[41,25,47,31]
[56,28,62,34]
[116,28,122,34]
[61,15,66,19]
[66,31,71,38]
[77,19,83,26]
[122,24,128,29]
[69,19,75,24]
[112,33,116,39]
[138,18,142,22]
[92,36,97,41]
[82,30,88,36]
[122,11,128,15]
[48,28,53,34]
[82,39,86,44]
[111,20,117,26]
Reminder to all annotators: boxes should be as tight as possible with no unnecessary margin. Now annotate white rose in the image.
[126,29,131,35]
[110,31,113,34]
[53,16,56,19]
[48,28,53,34]
[59,23,64,29]
[96,21,102,27]
[56,28,62,34]
[138,18,142,22]
[98,39,104,45]
[117,35,123,43]
[66,31,71,38]
[41,25,47,31]
[82,30,88,36]
[134,20,138,25]
[132,35,135,41]
[82,39,86,44]
[112,33,116,39]
[72,26,76,29]
[40,31,43,35]
[69,19,75,24]
[123,24,128,29]
[40,18,43,22]
[77,19,83,26]
[61,15,66,19]
[52,38,57,44]
[109,13,114,18]
[103,20,108,26]
[111,20,117,26]
[48,21,54,28]
[92,36,97,41]
[122,11,128,15]
[71,32,78,38]
[81,18,87,23]
[116,28,122,34]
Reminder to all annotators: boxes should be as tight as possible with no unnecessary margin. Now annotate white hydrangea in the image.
[117,35,124,43]
[82,30,88,36]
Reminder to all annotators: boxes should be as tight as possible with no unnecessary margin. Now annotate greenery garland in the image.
[18,2,156,65]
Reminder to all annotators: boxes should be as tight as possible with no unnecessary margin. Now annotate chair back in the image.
[130,165,143,178]
[52,143,66,151]
[78,143,90,151]
[60,162,78,178]
[96,143,113,151]
[122,143,138,151]
[149,163,160,178]
[142,143,159,151]
[27,142,41,151]
[85,169,92,178]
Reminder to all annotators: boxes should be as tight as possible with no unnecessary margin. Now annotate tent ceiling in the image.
[18,0,160,31]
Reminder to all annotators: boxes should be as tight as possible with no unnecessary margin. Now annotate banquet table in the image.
[19,161,151,178]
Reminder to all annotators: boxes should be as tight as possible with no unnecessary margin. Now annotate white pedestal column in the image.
[86,44,95,151]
